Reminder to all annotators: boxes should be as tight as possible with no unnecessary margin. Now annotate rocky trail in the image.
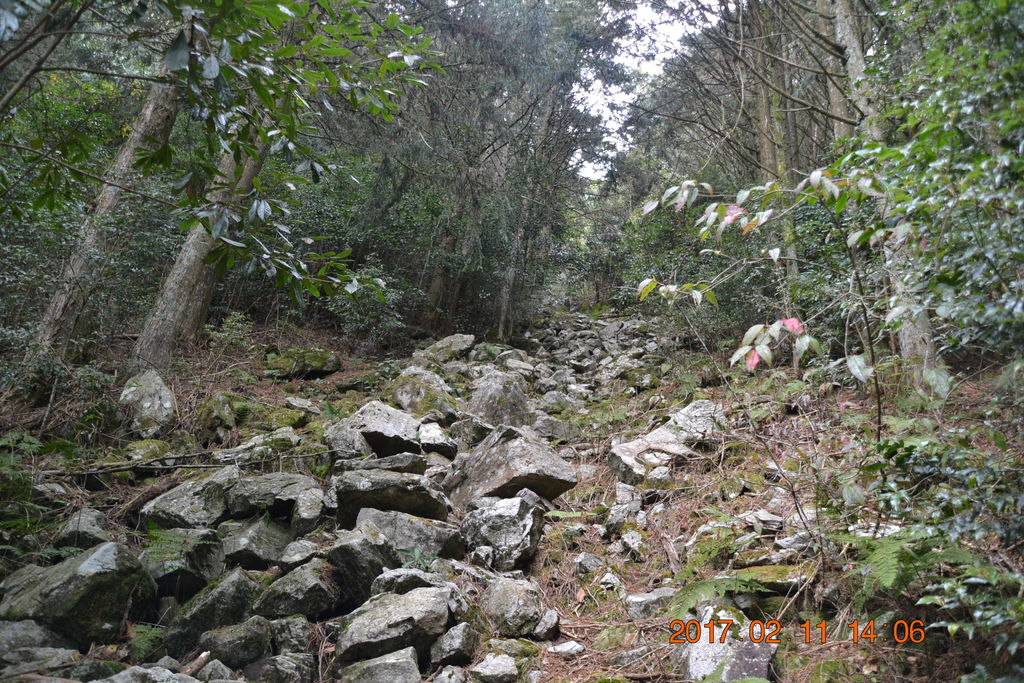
[0,311,899,682]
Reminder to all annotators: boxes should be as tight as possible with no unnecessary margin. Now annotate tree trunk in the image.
[832,0,939,387]
[33,77,179,357]
[130,147,265,372]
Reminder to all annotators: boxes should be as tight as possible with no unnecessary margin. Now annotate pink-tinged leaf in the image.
[781,317,805,334]
[642,200,659,216]
[722,205,749,226]
[745,349,761,372]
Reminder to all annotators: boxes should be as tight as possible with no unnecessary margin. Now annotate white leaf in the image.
[741,324,765,347]
[846,354,874,383]
[768,247,781,264]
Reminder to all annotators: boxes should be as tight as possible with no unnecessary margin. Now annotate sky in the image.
[577,1,688,178]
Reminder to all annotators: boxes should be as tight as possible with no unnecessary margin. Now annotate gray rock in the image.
[419,422,457,458]
[336,646,420,682]
[285,396,320,414]
[469,653,518,683]
[392,366,457,416]
[224,473,324,534]
[328,586,451,661]
[210,428,300,465]
[198,615,271,669]
[531,414,573,443]
[154,656,182,672]
[548,640,583,655]
[64,659,131,680]
[270,616,309,654]
[253,558,341,618]
[335,400,421,456]
[325,522,400,607]
[371,567,448,595]
[196,659,237,681]
[431,621,479,667]
[0,620,74,652]
[242,653,314,683]
[624,586,676,620]
[444,426,577,509]
[165,567,261,657]
[468,371,531,427]
[120,370,176,438]
[332,469,450,527]
[607,425,698,485]
[460,498,543,570]
[435,665,470,683]
[448,416,495,451]
[606,483,642,535]
[574,552,603,576]
[324,424,374,460]
[197,393,238,444]
[532,608,560,640]
[90,665,201,682]
[263,347,340,378]
[54,507,110,548]
[334,452,427,474]
[480,578,542,637]
[676,606,777,681]
[417,334,476,362]
[538,391,582,414]
[0,542,155,649]
[142,527,225,601]
[278,539,318,568]
[357,508,465,559]
[621,529,645,558]
[218,517,292,569]
[667,400,727,441]
[0,647,81,680]
[142,465,240,529]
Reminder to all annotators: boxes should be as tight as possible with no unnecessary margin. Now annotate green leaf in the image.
[729,345,752,366]
[923,366,952,398]
[637,278,658,301]
[165,30,190,71]
[202,55,220,79]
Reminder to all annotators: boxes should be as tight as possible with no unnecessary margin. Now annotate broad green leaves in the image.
[727,318,819,372]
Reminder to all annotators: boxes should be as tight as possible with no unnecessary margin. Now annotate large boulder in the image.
[336,646,421,683]
[391,366,457,417]
[89,666,201,682]
[467,371,531,427]
[119,370,176,438]
[460,498,544,571]
[667,400,727,441]
[329,586,451,662]
[357,508,465,560]
[332,469,451,527]
[332,401,421,456]
[607,425,698,485]
[325,522,401,607]
[416,334,476,362]
[141,466,239,529]
[164,567,262,657]
[443,427,577,509]
[242,653,315,683]
[0,620,74,652]
[54,507,110,549]
[479,578,543,637]
[672,604,776,680]
[225,472,325,534]
[0,542,155,648]
[219,517,293,569]
[198,615,272,669]
[324,423,375,460]
[141,527,225,601]
[253,558,342,618]
[263,347,341,378]
[210,428,300,465]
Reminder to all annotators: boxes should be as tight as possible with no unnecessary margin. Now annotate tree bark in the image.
[130,147,265,372]
[832,0,940,387]
[33,77,180,357]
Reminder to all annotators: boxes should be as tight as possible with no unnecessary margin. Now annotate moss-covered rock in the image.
[127,624,165,662]
[264,348,341,379]
[261,407,308,430]
[731,564,808,593]
[124,439,171,461]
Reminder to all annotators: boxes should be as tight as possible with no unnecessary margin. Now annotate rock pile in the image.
[1,312,810,682]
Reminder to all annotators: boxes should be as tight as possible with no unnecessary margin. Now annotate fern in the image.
[864,537,904,589]
[666,577,768,619]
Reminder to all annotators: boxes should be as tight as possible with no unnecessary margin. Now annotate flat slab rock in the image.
[332,469,451,526]
[443,426,577,509]
[141,465,240,529]
[328,586,451,662]
[332,400,422,456]
[336,646,420,682]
